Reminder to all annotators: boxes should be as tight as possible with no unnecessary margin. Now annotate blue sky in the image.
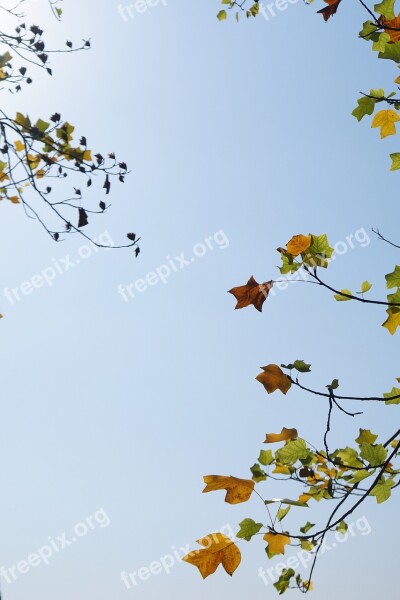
[0,0,399,598]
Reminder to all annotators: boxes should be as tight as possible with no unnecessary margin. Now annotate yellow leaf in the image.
[83,149,92,161]
[26,154,40,170]
[8,196,20,204]
[299,493,312,503]
[263,532,291,557]
[286,234,312,257]
[264,427,298,443]
[256,364,292,395]
[35,169,45,179]
[202,475,254,504]
[0,69,7,80]
[273,464,291,474]
[395,76,400,84]
[183,533,241,578]
[382,309,400,335]
[371,109,400,139]
[14,140,25,152]
[303,580,314,592]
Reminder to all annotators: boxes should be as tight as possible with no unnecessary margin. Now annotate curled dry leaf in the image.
[183,533,241,578]
[264,427,298,443]
[256,364,292,395]
[203,475,255,504]
[228,276,273,312]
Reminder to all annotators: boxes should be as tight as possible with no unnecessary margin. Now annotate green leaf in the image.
[327,379,339,390]
[390,153,400,171]
[300,539,314,551]
[375,0,396,20]
[352,96,376,121]
[360,443,387,466]
[217,9,227,20]
[384,386,400,405]
[274,569,295,595]
[250,463,267,482]
[0,51,12,68]
[334,289,352,301]
[237,518,263,541]
[279,254,301,275]
[336,521,348,534]
[300,521,315,534]
[281,360,311,373]
[348,468,375,483]
[355,429,378,445]
[277,506,291,522]
[372,32,391,52]
[359,20,380,41]
[34,119,50,133]
[15,112,31,130]
[369,477,394,503]
[379,41,400,62]
[258,449,274,466]
[358,281,373,293]
[275,439,310,465]
[336,447,363,469]
[303,234,334,269]
[386,266,400,289]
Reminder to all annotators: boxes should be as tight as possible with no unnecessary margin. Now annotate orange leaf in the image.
[384,14,400,42]
[264,427,298,443]
[203,475,255,504]
[299,493,312,504]
[286,234,312,257]
[228,276,273,312]
[256,364,292,395]
[263,532,291,557]
[183,533,241,578]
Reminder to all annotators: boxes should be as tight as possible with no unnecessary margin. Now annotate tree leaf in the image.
[256,365,292,395]
[264,427,298,443]
[237,518,263,541]
[228,276,273,312]
[202,475,255,504]
[183,533,241,578]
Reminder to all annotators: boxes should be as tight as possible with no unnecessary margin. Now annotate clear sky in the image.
[0,0,399,599]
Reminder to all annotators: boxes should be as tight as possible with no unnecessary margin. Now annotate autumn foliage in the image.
[185,227,400,592]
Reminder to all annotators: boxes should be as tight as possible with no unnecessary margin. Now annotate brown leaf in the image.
[317,0,342,21]
[256,364,292,395]
[228,276,273,312]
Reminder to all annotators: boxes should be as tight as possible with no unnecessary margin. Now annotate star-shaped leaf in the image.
[228,276,273,312]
